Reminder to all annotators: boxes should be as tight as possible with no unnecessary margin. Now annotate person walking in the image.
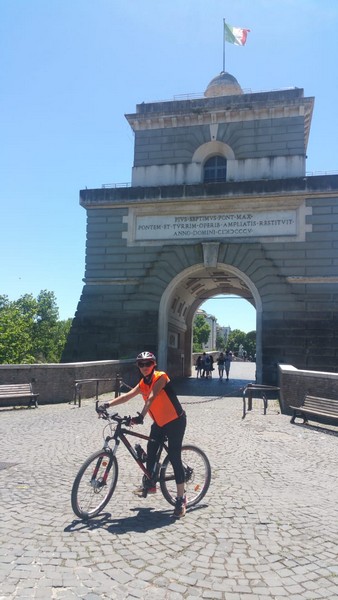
[204,353,212,378]
[217,352,225,381]
[195,355,202,378]
[209,354,214,378]
[200,352,207,378]
[224,349,232,381]
[101,351,187,518]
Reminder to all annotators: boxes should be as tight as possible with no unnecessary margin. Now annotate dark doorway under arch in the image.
[158,264,262,382]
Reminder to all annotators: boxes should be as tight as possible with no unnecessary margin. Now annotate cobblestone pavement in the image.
[1,363,338,599]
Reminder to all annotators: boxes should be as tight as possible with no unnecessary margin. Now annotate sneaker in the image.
[173,495,187,518]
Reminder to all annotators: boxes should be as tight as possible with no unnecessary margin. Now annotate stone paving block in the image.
[1,365,338,599]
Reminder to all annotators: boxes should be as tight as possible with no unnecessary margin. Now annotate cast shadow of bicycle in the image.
[65,503,207,535]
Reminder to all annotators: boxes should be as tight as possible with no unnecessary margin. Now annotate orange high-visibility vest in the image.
[139,370,183,427]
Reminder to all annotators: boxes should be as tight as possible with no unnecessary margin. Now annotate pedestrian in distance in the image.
[100,351,187,518]
[224,349,233,381]
[204,353,212,379]
[195,355,202,378]
[209,354,214,377]
[200,352,206,378]
[217,352,225,381]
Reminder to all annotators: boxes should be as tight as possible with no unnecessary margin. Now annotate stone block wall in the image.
[63,177,338,385]
[134,118,305,168]
[0,360,139,406]
[278,364,338,413]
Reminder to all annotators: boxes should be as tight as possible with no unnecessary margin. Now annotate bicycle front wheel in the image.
[71,449,118,519]
[160,445,211,508]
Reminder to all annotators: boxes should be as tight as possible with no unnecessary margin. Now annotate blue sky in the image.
[1,0,338,333]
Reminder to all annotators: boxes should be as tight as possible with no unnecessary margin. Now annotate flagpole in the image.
[222,18,225,72]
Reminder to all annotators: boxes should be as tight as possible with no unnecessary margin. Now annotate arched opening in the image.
[197,294,256,354]
[158,263,262,382]
[191,141,235,184]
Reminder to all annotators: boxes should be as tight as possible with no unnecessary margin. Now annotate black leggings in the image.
[146,412,186,485]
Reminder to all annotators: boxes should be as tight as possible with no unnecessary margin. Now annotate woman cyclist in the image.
[101,351,187,518]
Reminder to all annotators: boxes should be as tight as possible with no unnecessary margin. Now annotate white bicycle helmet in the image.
[136,351,156,363]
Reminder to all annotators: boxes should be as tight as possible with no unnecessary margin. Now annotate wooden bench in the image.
[0,383,39,408]
[290,395,338,425]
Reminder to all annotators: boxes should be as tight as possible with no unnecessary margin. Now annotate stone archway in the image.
[158,263,262,381]
[62,78,338,384]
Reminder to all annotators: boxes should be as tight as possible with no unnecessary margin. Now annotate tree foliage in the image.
[226,329,247,352]
[192,315,256,357]
[193,314,211,352]
[227,328,256,359]
[216,331,226,351]
[0,291,72,364]
[244,330,256,359]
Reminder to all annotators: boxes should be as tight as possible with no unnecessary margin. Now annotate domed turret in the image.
[204,71,243,97]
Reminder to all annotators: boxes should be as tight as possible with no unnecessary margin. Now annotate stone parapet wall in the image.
[278,364,338,413]
[0,360,139,406]
[1,361,336,412]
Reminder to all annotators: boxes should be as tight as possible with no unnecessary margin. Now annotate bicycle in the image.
[71,401,211,520]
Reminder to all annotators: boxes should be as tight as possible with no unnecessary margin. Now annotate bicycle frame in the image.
[71,405,211,519]
[102,418,169,483]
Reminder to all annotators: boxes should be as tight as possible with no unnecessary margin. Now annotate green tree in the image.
[0,292,72,364]
[216,331,226,351]
[227,329,256,359]
[245,330,256,359]
[0,297,35,363]
[226,329,247,355]
[193,314,211,353]
[32,290,60,362]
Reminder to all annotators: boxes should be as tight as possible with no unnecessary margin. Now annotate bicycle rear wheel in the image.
[71,449,118,519]
[160,445,211,508]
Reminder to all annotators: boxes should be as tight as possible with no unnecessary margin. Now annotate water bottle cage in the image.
[135,444,147,463]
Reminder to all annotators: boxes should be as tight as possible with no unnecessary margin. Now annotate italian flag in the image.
[224,22,250,46]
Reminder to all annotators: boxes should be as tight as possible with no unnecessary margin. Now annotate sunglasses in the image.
[138,361,154,368]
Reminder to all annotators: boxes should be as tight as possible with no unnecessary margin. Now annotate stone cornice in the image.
[126,100,313,132]
[80,175,338,209]
[287,276,338,284]
[125,90,314,146]
[83,277,140,285]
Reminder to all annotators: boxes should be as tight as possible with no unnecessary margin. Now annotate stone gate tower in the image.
[62,72,338,384]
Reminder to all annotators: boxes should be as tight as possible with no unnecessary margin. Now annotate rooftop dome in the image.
[204,71,243,97]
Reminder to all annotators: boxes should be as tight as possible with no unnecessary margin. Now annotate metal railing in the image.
[305,171,338,177]
[100,172,338,190]
[101,182,131,189]
[72,374,133,408]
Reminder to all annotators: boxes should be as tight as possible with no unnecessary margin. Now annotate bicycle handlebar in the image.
[95,401,132,426]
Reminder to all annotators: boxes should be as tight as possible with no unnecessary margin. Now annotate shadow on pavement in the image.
[65,507,178,535]
[290,421,338,437]
[173,372,255,399]
[173,360,256,398]
[65,501,210,535]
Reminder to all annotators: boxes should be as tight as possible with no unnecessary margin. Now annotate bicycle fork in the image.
[90,453,114,490]
[90,438,119,490]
